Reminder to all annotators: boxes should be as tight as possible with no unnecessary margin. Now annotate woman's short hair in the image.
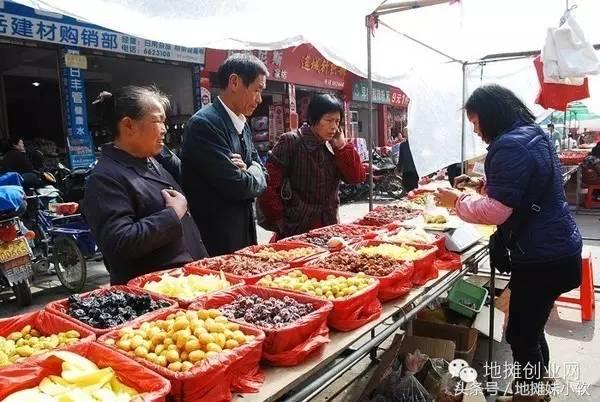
[465,84,535,143]
[308,94,344,126]
[217,53,269,89]
[93,85,170,137]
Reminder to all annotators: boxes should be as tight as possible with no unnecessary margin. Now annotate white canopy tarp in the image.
[12,0,600,174]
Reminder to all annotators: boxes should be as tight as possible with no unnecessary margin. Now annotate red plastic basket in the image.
[45,285,178,336]
[190,285,333,366]
[127,266,245,308]
[311,251,415,301]
[354,240,438,286]
[257,267,382,331]
[0,310,95,368]
[0,342,171,402]
[235,242,327,267]
[98,309,266,402]
[185,254,288,285]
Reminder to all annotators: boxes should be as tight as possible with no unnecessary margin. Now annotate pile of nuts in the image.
[195,255,287,276]
[244,246,318,263]
[219,295,315,328]
[316,251,400,276]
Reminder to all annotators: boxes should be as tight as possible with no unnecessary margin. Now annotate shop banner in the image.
[62,48,96,169]
[352,81,391,104]
[390,87,410,108]
[192,65,202,111]
[0,1,204,64]
[205,44,346,90]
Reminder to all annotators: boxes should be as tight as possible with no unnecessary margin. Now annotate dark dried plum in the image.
[220,294,315,329]
[66,290,170,329]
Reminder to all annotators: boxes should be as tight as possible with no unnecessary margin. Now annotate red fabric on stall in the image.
[98,308,265,402]
[190,285,332,366]
[534,55,590,111]
[45,285,178,336]
[262,267,382,331]
[0,342,171,402]
[0,310,95,366]
[127,266,245,308]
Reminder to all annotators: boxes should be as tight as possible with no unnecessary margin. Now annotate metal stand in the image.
[487,265,496,384]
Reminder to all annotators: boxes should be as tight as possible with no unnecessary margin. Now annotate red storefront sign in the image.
[390,87,410,108]
[204,44,346,90]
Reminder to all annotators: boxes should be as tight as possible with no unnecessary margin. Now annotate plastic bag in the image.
[45,285,178,336]
[235,241,327,267]
[433,251,462,272]
[98,308,265,402]
[404,350,429,376]
[185,254,289,285]
[190,285,332,366]
[0,342,171,402]
[0,310,95,367]
[265,267,382,331]
[127,266,245,308]
[373,372,433,402]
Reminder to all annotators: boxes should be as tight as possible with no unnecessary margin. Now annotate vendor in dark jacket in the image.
[437,84,581,402]
[82,86,207,285]
[182,53,268,256]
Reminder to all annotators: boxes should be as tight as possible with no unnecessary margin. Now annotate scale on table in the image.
[441,223,483,253]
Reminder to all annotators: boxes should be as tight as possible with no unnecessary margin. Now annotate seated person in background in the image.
[83,86,208,285]
[562,133,578,150]
[581,143,600,186]
[0,137,34,174]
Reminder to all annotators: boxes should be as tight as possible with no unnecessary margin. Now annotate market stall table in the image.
[234,243,489,402]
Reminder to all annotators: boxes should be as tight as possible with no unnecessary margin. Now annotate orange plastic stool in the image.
[584,184,600,209]
[558,251,595,321]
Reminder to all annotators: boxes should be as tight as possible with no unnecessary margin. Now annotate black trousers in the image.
[402,171,419,193]
[505,253,582,382]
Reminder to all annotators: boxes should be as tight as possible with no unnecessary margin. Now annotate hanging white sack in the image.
[542,12,600,84]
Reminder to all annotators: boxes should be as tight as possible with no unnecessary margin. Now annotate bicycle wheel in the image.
[53,236,87,293]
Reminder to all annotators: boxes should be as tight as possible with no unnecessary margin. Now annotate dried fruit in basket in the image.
[220,295,315,329]
[67,291,172,329]
[198,255,285,276]
[107,310,255,372]
[382,227,436,244]
[2,350,139,402]
[358,243,426,261]
[0,326,81,367]
[258,270,374,300]
[143,271,231,300]
[317,251,400,276]
[247,246,317,262]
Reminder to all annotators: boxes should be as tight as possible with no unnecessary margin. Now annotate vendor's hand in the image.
[230,153,247,171]
[435,188,462,209]
[162,189,188,219]
[330,127,347,150]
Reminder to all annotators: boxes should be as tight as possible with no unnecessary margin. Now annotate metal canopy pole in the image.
[461,62,467,174]
[367,15,374,211]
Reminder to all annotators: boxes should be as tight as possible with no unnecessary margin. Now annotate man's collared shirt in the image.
[218,96,246,134]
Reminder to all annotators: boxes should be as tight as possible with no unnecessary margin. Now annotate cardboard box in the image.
[413,319,479,364]
[359,333,456,401]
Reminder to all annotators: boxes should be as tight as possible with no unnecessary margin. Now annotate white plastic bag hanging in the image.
[542,12,600,84]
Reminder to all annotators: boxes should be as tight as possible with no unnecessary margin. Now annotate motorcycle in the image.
[339,147,404,204]
[0,188,34,306]
[52,161,96,203]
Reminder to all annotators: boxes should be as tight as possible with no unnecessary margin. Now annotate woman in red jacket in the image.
[259,94,365,239]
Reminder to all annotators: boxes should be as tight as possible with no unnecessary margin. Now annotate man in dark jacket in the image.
[181,54,268,256]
